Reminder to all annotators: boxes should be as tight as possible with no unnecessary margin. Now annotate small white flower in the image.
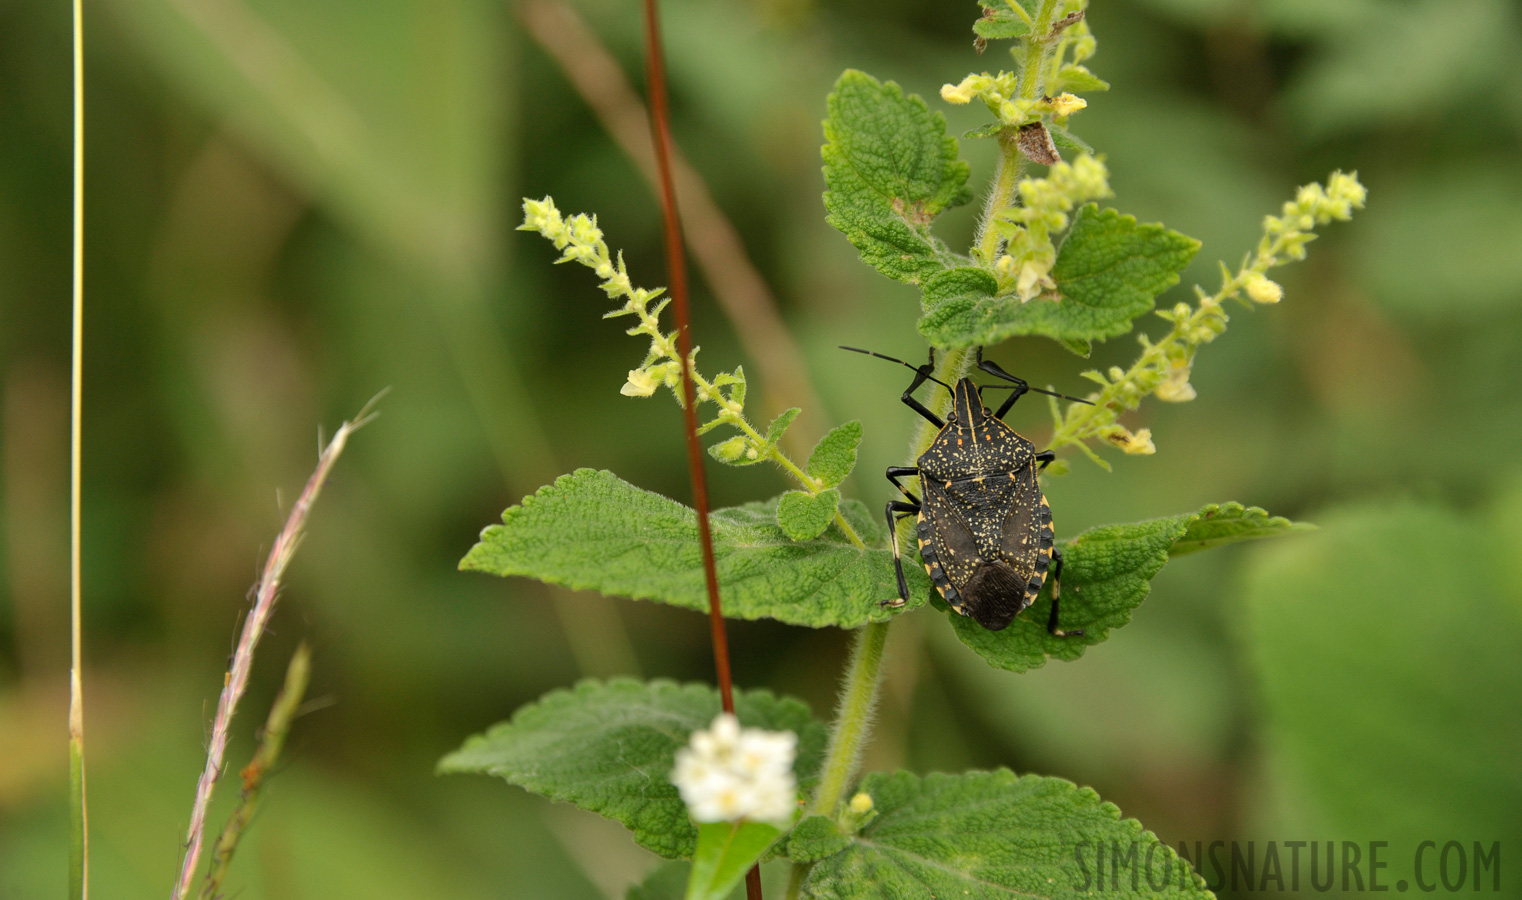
[621,368,659,397]
[672,713,797,825]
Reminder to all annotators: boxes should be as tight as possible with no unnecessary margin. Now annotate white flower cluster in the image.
[671,714,798,825]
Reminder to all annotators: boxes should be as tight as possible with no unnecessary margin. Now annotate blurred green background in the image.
[2,0,1520,896]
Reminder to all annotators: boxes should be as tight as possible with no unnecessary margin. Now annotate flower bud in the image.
[1245,273,1283,304]
[621,368,659,397]
[1047,93,1087,118]
[1102,426,1155,455]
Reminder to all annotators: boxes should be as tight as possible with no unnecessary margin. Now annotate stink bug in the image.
[843,346,1094,634]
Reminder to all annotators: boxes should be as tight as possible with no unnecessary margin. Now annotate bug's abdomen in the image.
[917,462,1054,631]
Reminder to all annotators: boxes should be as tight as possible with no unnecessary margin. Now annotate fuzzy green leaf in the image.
[1170,502,1312,556]
[916,205,1199,350]
[462,469,929,628]
[963,122,1007,140]
[708,436,760,466]
[948,502,1305,672]
[823,70,971,286]
[687,821,783,900]
[764,407,803,446]
[439,679,826,860]
[800,770,1210,899]
[806,421,864,488]
[923,265,998,307]
[973,9,1030,39]
[784,815,852,863]
[777,489,841,542]
[1047,123,1094,155]
[1053,63,1110,93]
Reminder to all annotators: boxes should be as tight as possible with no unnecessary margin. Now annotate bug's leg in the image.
[1035,450,1055,472]
[1046,547,1085,638]
[976,352,1032,419]
[884,499,920,608]
[886,465,921,504]
[898,362,946,428]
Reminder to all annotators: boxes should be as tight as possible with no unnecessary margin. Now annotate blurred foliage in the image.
[2,0,1520,897]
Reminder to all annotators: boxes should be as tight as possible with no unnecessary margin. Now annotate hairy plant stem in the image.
[784,349,969,899]
[971,0,1061,263]
[974,134,1025,262]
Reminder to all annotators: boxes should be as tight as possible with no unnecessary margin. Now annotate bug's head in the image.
[950,377,988,429]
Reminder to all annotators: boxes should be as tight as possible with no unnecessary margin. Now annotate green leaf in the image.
[462,470,929,628]
[687,820,783,900]
[800,771,1210,899]
[1053,63,1111,93]
[822,70,971,286]
[1047,123,1094,155]
[764,408,803,446]
[438,679,826,860]
[1170,502,1312,556]
[783,815,852,863]
[708,436,759,466]
[948,502,1306,672]
[973,9,1031,39]
[922,265,998,308]
[916,205,1199,350]
[777,489,842,542]
[1245,500,1522,887]
[806,421,864,488]
[1058,337,1092,357]
[962,122,1007,140]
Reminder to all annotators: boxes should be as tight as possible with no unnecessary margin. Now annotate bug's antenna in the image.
[983,384,1097,405]
[839,346,952,390]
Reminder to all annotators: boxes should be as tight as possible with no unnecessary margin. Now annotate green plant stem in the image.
[974,133,1024,262]
[1017,0,1060,98]
[806,620,892,820]
[783,348,969,899]
[972,0,1060,262]
[198,643,312,899]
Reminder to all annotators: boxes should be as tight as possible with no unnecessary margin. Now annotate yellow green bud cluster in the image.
[518,195,858,533]
[1045,171,1366,466]
[1258,170,1367,266]
[992,154,1112,300]
[941,73,1087,130]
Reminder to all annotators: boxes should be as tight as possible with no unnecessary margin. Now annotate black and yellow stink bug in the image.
[843,346,1094,634]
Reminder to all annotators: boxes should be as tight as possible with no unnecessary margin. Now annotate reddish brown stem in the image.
[640,0,733,714]
[643,7,757,895]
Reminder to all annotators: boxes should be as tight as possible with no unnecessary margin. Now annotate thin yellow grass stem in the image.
[68,0,88,896]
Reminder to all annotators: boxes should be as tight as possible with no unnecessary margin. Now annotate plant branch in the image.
[196,643,313,899]
[171,399,377,900]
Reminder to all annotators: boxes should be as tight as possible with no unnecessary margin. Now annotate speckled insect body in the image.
[913,379,1055,630]
[843,346,1086,636]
